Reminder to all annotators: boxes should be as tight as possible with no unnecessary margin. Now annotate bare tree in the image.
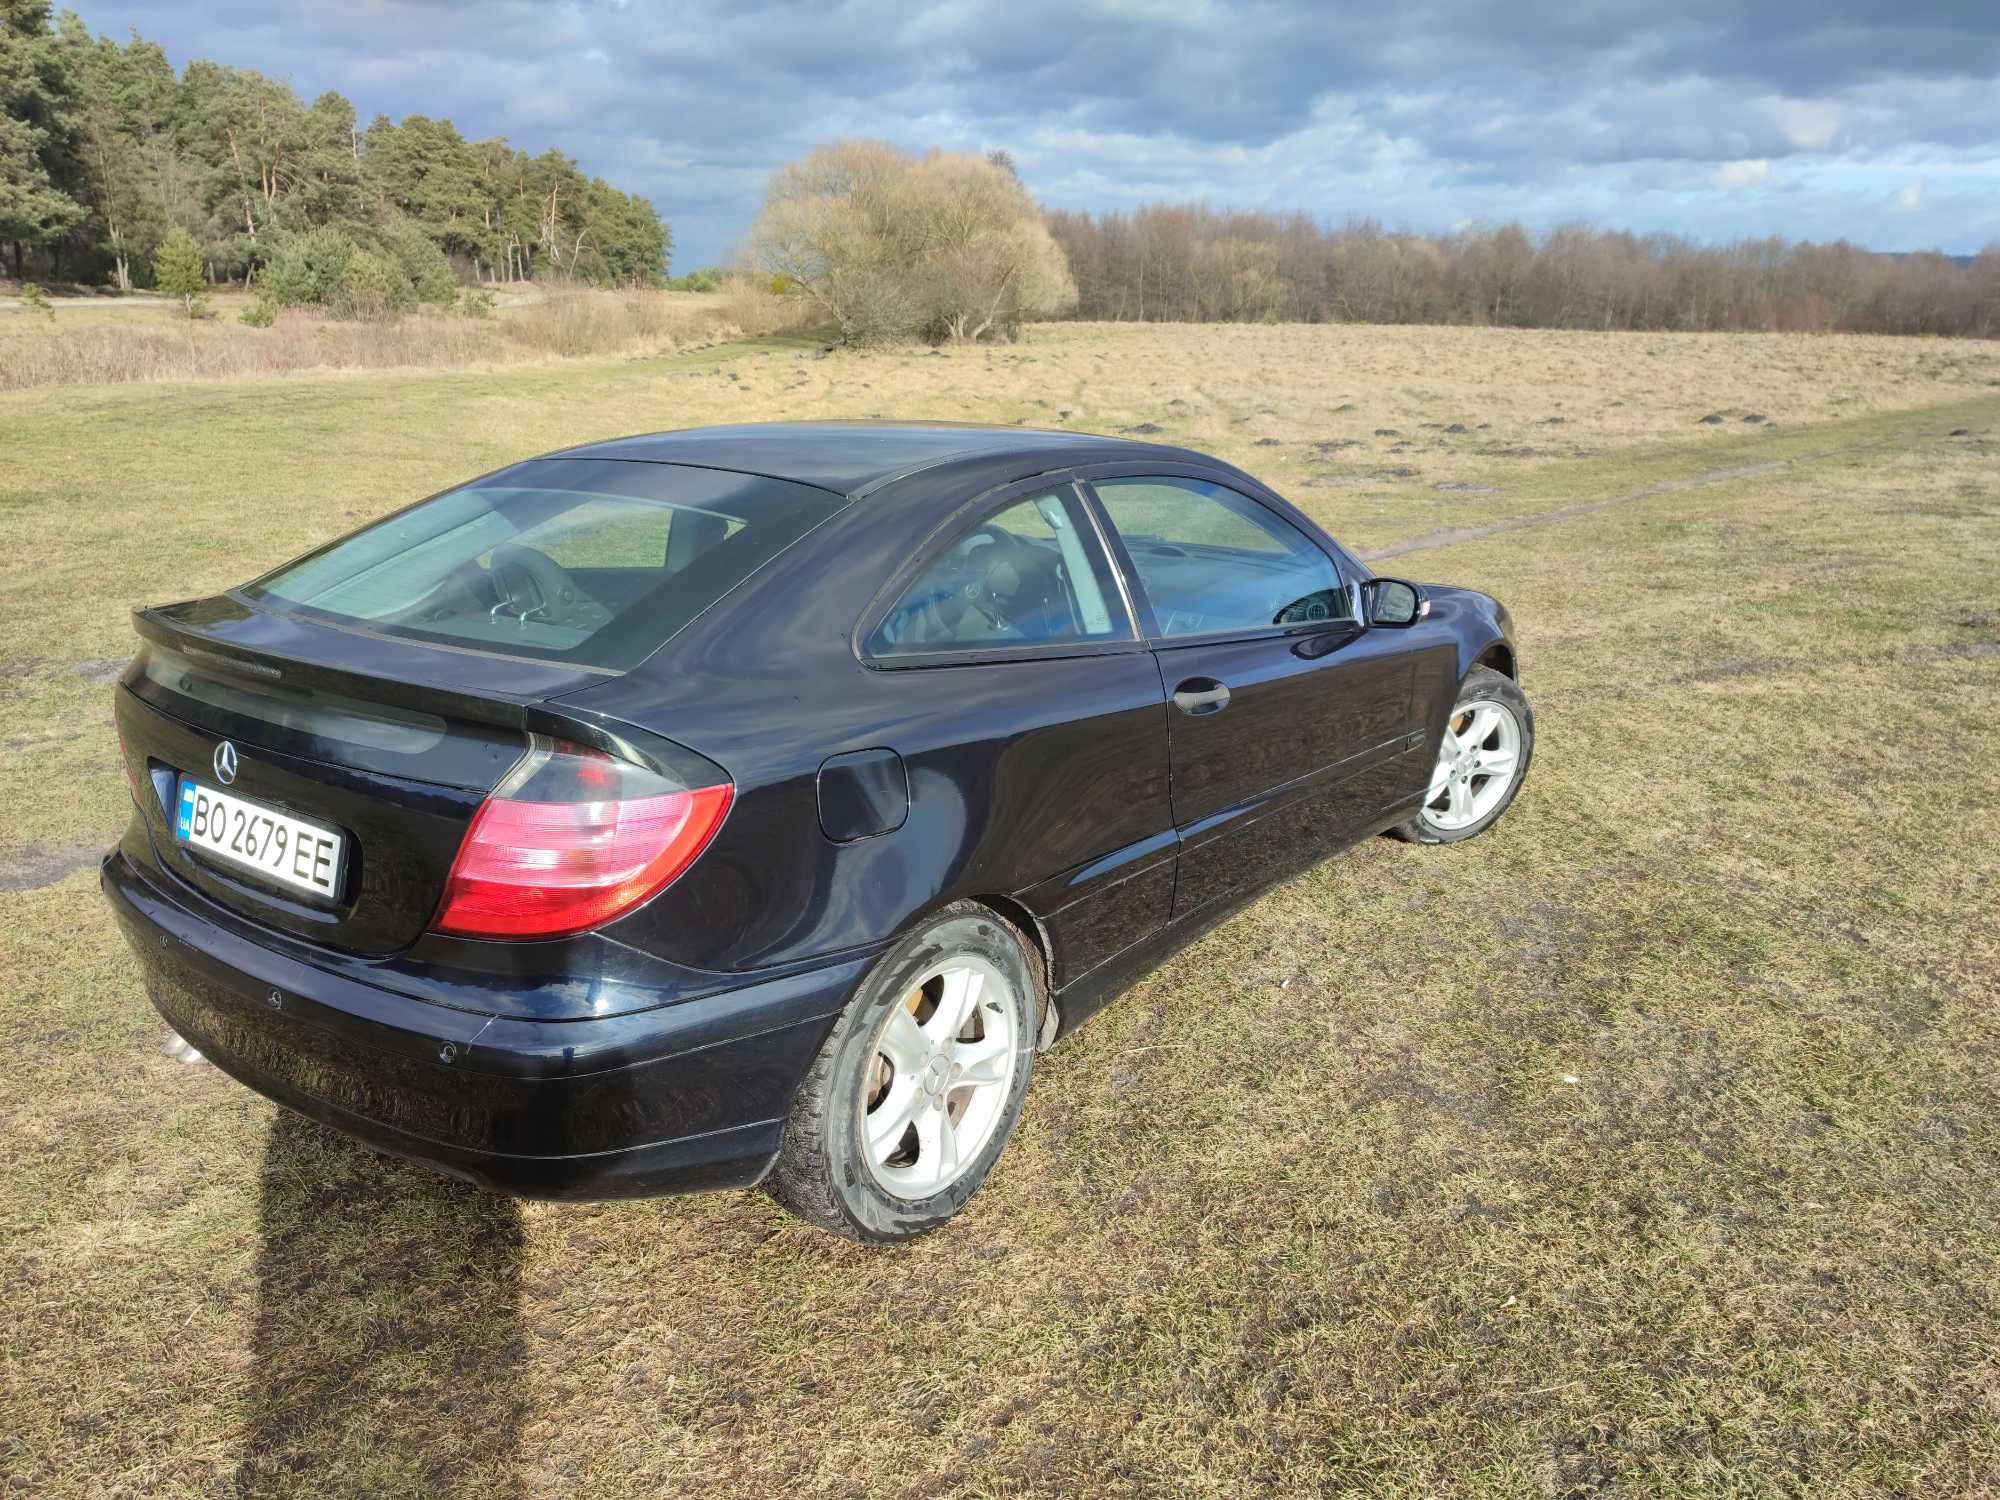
[749,141,1075,343]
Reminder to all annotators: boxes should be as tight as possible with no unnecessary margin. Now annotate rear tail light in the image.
[431,735,732,940]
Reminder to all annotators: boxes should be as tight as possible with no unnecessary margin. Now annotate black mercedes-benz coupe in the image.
[104,422,1532,1240]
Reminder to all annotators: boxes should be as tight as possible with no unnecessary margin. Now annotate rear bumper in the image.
[103,849,866,1199]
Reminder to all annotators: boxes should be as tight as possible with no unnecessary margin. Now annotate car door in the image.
[1084,471,1426,918]
[858,479,1178,990]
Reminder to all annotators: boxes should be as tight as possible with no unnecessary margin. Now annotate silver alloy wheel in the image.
[859,957,1020,1199]
[1423,696,1524,832]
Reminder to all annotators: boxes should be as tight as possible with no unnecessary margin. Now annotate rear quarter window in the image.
[868,488,1127,656]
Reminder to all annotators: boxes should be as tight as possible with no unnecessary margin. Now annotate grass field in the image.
[0,284,796,390]
[2,322,1997,1497]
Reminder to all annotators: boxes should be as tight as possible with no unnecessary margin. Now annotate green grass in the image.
[1,325,1997,1497]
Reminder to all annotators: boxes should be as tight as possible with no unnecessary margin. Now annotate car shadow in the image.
[235,1110,527,1498]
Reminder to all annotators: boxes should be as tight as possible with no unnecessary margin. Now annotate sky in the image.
[68,0,2000,269]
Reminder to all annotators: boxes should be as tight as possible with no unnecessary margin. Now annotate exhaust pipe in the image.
[159,1029,205,1065]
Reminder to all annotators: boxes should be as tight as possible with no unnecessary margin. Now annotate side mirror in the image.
[1363,577,1425,627]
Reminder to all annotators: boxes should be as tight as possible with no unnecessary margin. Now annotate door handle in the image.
[1172,677,1231,716]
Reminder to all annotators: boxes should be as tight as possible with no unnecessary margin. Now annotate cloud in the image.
[1759,97,1847,152]
[1713,159,1772,190]
[64,0,2000,262]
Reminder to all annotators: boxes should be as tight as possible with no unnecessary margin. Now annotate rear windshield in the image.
[244,458,845,672]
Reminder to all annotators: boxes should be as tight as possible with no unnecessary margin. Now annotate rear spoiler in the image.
[132,598,721,788]
[132,597,597,731]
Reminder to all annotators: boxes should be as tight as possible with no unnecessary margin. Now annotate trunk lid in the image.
[117,594,603,956]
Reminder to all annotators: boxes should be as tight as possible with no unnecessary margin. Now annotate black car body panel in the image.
[105,847,861,1196]
[550,420,1204,497]
[103,422,1520,1198]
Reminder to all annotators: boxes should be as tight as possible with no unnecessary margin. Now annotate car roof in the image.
[551,421,1202,497]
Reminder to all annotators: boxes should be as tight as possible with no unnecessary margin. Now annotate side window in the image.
[1093,477,1350,638]
[869,489,1126,655]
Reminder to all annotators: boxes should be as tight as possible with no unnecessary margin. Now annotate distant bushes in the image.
[255,225,461,320]
[0,283,799,391]
[506,288,663,358]
[504,278,787,356]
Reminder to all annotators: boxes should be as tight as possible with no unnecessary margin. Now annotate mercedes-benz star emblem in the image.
[213,741,239,785]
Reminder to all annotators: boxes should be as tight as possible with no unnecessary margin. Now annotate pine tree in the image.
[0,0,86,278]
[153,223,204,315]
[59,20,175,290]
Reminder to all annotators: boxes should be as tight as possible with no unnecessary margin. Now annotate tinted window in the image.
[1094,477,1350,638]
[246,459,843,671]
[870,489,1125,655]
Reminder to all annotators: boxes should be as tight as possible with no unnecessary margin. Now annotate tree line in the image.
[748,148,1998,343]
[0,1,669,294]
[1044,206,1999,337]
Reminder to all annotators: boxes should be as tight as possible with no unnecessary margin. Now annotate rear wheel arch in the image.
[963,894,1056,1047]
[871,893,1056,1044]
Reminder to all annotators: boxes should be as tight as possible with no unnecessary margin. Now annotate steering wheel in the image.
[951,524,1030,631]
[488,544,581,627]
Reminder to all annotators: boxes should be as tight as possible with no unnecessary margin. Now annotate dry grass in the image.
[0,284,798,390]
[1,323,1997,1497]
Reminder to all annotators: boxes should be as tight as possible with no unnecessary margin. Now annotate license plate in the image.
[175,777,346,900]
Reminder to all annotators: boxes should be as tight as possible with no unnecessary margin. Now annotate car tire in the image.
[1391,665,1534,845]
[764,903,1040,1242]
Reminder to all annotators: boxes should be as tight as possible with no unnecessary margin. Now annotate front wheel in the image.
[764,904,1039,1242]
[1392,666,1534,844]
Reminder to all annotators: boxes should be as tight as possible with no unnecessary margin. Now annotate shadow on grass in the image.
[236,1112,526,1498]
